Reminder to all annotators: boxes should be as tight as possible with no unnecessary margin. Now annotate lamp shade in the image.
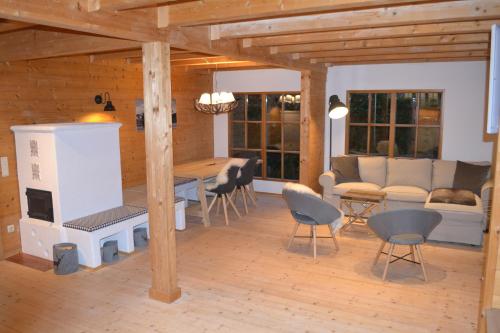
[328,95,349,119]
[199,93,212,105]
[104,101,116,112]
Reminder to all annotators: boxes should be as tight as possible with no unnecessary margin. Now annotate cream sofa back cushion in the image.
[386,158,432,191]
[432,160,456,190]
[358,156,386,187]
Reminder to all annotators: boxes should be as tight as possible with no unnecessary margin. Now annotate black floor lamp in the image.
[328,95,349,162]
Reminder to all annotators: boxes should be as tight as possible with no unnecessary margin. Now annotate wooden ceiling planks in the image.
[0,0,496,67]
[157,0,451,27]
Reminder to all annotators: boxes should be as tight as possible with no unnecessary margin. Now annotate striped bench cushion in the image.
[175,176,197,186]
[63,205,147,232]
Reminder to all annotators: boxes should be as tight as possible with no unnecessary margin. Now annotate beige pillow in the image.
[358,156,387,187]
[386,158,432,191]
[432,160,456,190]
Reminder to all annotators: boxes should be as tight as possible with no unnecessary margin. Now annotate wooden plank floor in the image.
[0,193,482,333]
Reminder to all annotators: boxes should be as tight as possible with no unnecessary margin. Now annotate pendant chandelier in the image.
[194,91,238,115]
[194,69,238,115]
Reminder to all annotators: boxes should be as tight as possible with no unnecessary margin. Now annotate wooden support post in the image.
[142,41,181,303]
[299,70,327,192]
[479,135,499,332]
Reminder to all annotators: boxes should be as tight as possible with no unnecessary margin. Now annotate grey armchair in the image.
[282,183,343,261]
[368,209,442,281]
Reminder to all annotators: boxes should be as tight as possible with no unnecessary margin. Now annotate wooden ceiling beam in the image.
[300,43,488,59]
[216,0,500,39]
[174,61,265,70]
[270,33,490,54]
[158,0,450,28]
[328,57,487,66]
[89,48,198,61]
[0,29,140,62]
[244,20,500,48]
[127,57,265,70]
[0,20,34,33]
[170,55,233,66]
[167,26,325,72]
[0,0,163,41]
[88,0,180,12]
[313,50,489,63]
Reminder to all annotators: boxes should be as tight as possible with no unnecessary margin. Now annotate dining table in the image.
[174,157,229,227]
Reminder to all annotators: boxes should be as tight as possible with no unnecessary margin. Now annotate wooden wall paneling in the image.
[299,70,326,191]
[142,41,181,303]
[0,56,213,257]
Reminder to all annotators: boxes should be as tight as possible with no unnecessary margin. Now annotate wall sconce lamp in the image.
[94,92,116,112]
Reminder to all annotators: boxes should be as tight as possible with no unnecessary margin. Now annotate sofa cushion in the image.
[453,161,490,195]
[386,158,432,191]
[358,156,386,187]
[429,188,476,206]
[432,160,456,190]
[382,186,428,203]
[424,193,483,215]
[330,156,361,184]
[332,182,381,196]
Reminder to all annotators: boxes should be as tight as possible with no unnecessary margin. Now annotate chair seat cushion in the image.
[205,182,218,191]
[291,211,317,225]
[382,186,428,203]
[424,193,483,215]
[332,182,381,196]
[389,233,424,245]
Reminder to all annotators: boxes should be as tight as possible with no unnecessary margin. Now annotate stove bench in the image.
[63,205,148,268]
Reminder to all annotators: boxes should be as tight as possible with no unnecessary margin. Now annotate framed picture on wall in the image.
[135,98,177,131]
[135,99,144,131]
[172,98,177,128]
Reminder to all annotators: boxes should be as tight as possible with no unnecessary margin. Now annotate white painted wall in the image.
[326,61,493,170]
[214,63,493,192]
[213,69,301,193]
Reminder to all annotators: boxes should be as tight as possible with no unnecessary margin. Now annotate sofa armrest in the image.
[319,171,337,194]
[481,179,494,229]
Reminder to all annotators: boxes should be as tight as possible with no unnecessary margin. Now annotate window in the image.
[346,90,442,159]
[229,92,300,181]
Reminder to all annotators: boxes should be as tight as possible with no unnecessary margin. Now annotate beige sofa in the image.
[319,157,493,246]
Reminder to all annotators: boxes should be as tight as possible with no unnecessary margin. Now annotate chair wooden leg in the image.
[226,194,241,218]
[312,225,317,262]
[373,241,386,267]
[208,195,218,213]
[415,245,428,282]
[221,194,229,226]
[246,184,257,206]
[287,223,300,249]
[240,187,249,214]
[327,224,340,250]
[382,243,395,281]
[216,196,221,215]
[410,245,415,262]
[309,226,313,245]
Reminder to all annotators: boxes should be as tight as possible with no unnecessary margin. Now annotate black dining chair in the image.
[231,157,258,214]
[368,209,442,281]
[205,161,242,225]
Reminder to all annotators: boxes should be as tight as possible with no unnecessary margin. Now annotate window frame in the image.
[345,89,444,159]
[228,91,301,182]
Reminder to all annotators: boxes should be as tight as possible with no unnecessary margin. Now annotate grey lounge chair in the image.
[367,209,442,281]
[282,183,343,261]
